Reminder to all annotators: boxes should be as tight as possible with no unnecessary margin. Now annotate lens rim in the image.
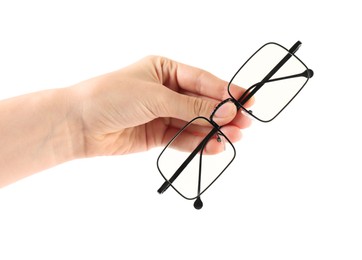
[227,42,312,122]
[156,116,236,200]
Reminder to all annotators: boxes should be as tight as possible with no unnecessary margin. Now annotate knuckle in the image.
[189,97,213,118]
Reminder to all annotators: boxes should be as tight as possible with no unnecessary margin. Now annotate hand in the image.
[72,56,252,157]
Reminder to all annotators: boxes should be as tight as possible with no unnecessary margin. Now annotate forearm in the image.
[0,87,84,187]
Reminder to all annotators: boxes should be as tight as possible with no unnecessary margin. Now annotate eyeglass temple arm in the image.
[235,69,313,114]
[193,144,206,209]
[238,41,303,105]
[269,69,314,83]
[157,127,219,194]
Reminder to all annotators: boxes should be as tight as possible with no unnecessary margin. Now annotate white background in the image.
[0,0,361,259]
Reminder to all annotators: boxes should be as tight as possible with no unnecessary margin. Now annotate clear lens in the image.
[228,43,309,122]
[157,117,236,199]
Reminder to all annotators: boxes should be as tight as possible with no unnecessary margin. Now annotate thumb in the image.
[163,91,236,125]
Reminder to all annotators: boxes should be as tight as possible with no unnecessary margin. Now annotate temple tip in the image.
[193,197,203,210]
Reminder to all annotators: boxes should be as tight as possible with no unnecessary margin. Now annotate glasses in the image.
[156,41,314,209]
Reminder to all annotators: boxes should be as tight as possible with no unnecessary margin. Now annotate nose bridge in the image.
[209,98,239,124]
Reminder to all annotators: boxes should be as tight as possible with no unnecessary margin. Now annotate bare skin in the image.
[0,56,251,187]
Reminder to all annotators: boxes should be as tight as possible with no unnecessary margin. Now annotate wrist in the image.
[0,87,86,186]
[60,86,86,161]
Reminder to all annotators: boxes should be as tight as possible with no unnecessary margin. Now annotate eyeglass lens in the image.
[157,117,235,199]
[228,43,311,122]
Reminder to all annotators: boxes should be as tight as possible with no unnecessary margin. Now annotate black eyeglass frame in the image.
[228,41,313,122]
[156,41,314,209]
[156,114,237,199]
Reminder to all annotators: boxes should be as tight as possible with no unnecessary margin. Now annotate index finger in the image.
[156,57,246,101]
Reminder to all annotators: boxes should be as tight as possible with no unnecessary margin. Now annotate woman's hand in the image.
[0,56,251,187]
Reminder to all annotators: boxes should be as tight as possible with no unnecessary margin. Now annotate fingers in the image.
[162,124,241,155]
[159,85,252,129]
[157,88,235,125]
[163,109,251,138]
[150,56,253,153]
[154,56,252,113]
[154,56,233,100]
[228,83,255,108]
[229,110,252,129]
